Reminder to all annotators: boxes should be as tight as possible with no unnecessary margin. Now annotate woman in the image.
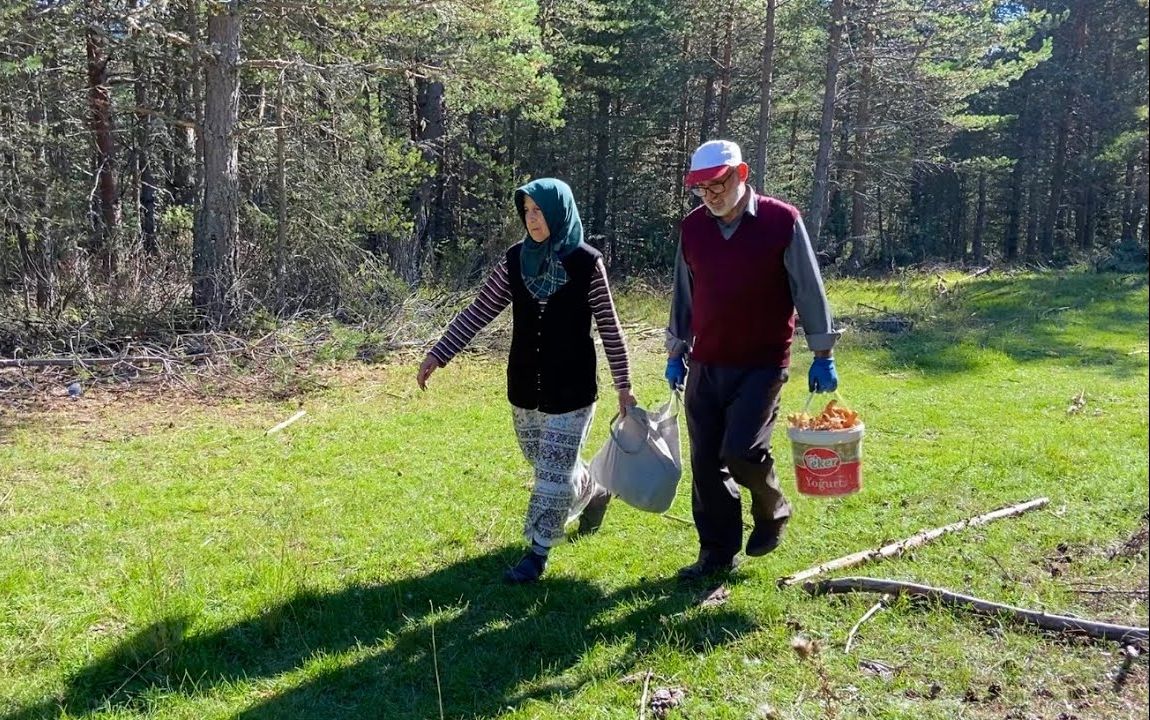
[416,178,636,584]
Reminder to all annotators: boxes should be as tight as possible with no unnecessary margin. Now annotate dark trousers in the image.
[684,363,791,560]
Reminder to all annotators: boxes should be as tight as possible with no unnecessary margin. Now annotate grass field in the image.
[1,269,1147,719]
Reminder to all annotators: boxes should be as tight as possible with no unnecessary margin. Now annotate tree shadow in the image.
[5,547,758,720]
[874,272,1148,378]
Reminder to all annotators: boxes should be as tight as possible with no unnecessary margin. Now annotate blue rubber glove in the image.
[808,356,838,393]
[665,355,688,391]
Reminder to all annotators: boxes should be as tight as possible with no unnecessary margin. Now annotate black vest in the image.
[505,242,601,413]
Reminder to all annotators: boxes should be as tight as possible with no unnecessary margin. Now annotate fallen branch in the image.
[1070,588,1149,597]
[265,410,306,436]
[0,355,185,368]
[638,669,652,720]
[1113,644,1141,692]
[845,594,889,654]
[777,497,1049,588]
[661,512,693,527]
[804,577,1149,644]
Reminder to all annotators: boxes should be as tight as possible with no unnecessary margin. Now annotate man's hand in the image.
[665,355,688,391]
[808,355,838,393]
[617,388,638,418]
[416,354,441,390]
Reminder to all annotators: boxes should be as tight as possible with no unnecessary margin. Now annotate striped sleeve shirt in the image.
[589,258,632,391]
[428,258,514,367]
[428,257,632,392]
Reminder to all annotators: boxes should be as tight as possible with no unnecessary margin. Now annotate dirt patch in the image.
[1110,514,1150,561]
[0,358,334,443]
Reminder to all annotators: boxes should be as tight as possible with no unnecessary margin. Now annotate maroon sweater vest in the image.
[680,195,799,368]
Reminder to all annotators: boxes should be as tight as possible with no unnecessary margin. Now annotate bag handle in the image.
[651,389,682,422]
[609,399,670,455]
[607,414,647,454]
[608,389,682,453]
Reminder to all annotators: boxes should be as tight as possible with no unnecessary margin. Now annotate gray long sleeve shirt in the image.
[666,188,840,357]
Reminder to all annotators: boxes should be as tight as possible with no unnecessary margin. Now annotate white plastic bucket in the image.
[787,423,865,497]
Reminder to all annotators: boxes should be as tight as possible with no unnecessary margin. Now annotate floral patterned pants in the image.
[511,403,597,547]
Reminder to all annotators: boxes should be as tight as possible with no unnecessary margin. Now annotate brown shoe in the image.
[676,551,740,581]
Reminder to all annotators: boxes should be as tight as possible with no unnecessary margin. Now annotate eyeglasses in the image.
[689,169,735,198]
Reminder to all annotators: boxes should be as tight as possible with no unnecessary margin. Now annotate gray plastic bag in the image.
[589,393,682,513]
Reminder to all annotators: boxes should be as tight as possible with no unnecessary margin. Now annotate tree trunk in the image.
[1076,181,1093,252]
[165,0,201,209]
[753,0,777,186]
[85,1,122,280]
[25,72,56,311]
[191,0,205,208]
[673,36,692,210]
[1040,7,1087,258]
[589,89,611,248]
[1121,153,1137,240]
[847,16,874,270]
[807,0,845,249]
[828,115,851,251]
[951,172,966,261]
[1025,145,1042,260]
[405,77,446,284]
[877,183,891,268]
[1005,153,1025,261]
[973,171,987,265]
[1139,142,1150,247]
[131,1,157,255]
[1042,105,1072,258]
[608,96,623,268]
[786,108,799,187]
[274,19,289,310]
[193,4,241,326]
[716,3,735,137]
[699,39,719,142]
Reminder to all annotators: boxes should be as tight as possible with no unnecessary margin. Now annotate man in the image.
[666,139,839,581]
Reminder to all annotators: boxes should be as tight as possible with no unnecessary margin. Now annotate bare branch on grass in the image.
[265,410,306,436]
[777,497,1050,588]
[845,594,890,654]
[0,356,195,369]
[804,576,1149,644]
[1112,644,1142,692]
[638,669,652,720]
[430,602,445,720]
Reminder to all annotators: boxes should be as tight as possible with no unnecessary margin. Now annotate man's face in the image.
[691,167,741,216]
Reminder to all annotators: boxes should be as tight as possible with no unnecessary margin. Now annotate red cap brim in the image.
[685,165,731,186]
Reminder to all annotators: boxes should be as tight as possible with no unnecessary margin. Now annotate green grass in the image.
[2,270,1147,719]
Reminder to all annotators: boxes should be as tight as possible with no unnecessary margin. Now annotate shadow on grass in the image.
[870,272,1148,378]
[5,547,757,720]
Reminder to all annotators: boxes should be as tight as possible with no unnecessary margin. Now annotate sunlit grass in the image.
[1,269,1146,719]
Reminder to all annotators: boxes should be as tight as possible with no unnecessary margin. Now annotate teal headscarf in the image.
[514,178,584,300]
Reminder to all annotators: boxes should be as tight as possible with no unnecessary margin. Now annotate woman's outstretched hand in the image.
[416,354,441,390]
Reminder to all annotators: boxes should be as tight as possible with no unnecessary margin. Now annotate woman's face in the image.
[523,196,550,243]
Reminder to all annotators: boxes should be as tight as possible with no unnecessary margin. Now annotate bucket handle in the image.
[801,389,847,415]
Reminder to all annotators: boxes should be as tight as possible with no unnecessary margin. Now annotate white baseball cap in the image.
[686,140,743,185]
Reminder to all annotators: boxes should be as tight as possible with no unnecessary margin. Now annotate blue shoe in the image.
[503,552,547,584]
